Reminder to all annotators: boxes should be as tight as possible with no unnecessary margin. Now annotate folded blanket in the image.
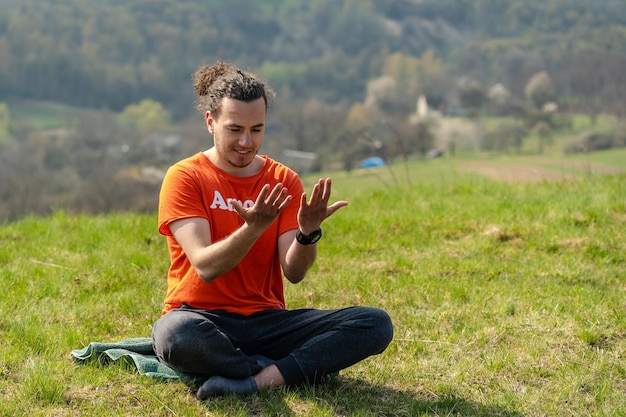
[70,337,202,384]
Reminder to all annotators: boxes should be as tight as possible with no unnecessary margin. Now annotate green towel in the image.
[70,337,202,384]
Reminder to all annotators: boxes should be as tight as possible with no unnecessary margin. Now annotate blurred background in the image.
[1,0,625,222]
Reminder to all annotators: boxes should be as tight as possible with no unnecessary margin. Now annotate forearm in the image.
[192,223,263,282]
[281,177,347,282]
[282,240,317,283]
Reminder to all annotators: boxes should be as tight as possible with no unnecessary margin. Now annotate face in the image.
[206,97,266,172]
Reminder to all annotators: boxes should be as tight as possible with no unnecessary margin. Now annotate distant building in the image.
[145,133,181,161]
[409,94,440,124]
[282,149,317,174]
[417,94,429,118]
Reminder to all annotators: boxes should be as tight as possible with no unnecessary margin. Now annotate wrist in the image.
[296,228,322,245]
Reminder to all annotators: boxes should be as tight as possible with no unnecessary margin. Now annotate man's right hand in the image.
[229,183,293,231]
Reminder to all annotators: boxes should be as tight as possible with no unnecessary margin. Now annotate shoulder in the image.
[165,153,216,182]
[262,156,300,181]
[160,153,225,205]
[168,152,206,173]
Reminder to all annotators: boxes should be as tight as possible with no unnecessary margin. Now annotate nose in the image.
[238,130,252,147]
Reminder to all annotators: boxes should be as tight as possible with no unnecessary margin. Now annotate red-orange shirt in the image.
[158,152,302,316]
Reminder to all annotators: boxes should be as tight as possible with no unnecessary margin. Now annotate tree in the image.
[533,121,553,154]
[381,53,421,112]
[524,71,556,110]
[364,75,399,114]
[118,99,172,138]
[273,98,348,160]
[0,102,11,144]
[404,119,436,157]
[346,102,379,131]
[0,133,48,221]
[458,78,486,116]
[482,119,527,154]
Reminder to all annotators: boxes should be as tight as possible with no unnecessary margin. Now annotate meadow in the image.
[0,152,625,416]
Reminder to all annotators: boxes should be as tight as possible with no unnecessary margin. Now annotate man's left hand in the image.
[297,178,348,235]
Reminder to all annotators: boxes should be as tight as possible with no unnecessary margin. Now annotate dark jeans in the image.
[152,305,393,386]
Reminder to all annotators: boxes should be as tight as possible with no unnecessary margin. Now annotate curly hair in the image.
[193,61,275,118]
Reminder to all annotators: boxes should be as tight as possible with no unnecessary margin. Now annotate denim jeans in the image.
[152,305,393,386]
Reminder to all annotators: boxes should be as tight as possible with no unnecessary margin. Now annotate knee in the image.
[367,307,394,349]
[152,312,203,369]
[347,306,394,352]
[153,325,192,368]
[155,331,189,359]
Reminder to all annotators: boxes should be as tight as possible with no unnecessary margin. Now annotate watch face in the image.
[309,229,322,243]
[297,228,322,244]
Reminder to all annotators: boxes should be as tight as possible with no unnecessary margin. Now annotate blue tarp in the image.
[359,157,386,168]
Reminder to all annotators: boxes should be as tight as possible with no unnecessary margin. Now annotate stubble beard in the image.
[218,146,257,169]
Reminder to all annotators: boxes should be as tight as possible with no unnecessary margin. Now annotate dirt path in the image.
[459,160,624,183]
[521,158,624,174]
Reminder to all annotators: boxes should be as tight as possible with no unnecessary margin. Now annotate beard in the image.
[217,145,258,169]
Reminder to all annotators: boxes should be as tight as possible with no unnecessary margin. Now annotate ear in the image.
[205,111,214,134]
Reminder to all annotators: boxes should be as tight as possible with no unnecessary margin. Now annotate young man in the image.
[152,61,393,400]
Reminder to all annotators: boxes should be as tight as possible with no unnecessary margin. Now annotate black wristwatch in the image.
[296,228,322,245]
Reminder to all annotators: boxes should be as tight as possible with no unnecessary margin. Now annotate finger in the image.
[326,200,348,218]
[268,184,290,207]
[277,194,293,211]
[273,187,289,207]
[310,178,331,208]
[266,183,285,202]
[256,184,271,204]
[228,199,245,217]
[321,178,332,202]
[307,179,323,205]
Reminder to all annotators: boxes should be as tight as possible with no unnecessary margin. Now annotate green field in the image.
[1,154,625,416]
[6,99,91,130]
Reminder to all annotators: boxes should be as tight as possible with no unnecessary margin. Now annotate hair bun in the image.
[194,61,235,96]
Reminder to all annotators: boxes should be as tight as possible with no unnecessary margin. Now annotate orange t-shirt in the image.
[157,152,302,316]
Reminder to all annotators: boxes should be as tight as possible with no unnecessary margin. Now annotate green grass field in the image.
[6,99,91,130]
[1,154,625,416]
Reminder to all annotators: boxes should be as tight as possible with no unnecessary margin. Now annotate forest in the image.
[1,0,626,221]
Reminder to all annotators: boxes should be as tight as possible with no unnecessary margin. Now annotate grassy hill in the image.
[1,160,625,415]
[6,99,99,130]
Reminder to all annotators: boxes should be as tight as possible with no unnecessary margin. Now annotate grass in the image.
[6,99,97,130]
[1,156,626,416]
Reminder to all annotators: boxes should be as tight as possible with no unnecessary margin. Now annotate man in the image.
[152,61,393,400]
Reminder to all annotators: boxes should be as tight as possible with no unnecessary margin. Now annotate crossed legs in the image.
[152,305,393,398]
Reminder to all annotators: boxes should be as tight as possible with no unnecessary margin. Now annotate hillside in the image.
[1,0,626,222]
[1,0,625,117]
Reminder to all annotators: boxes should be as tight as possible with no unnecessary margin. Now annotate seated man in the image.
[152,60,394,400]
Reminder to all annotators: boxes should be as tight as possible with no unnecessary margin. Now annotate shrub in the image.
[563,123,626,154]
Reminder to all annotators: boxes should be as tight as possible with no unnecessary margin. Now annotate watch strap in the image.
[296,228,322,245]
